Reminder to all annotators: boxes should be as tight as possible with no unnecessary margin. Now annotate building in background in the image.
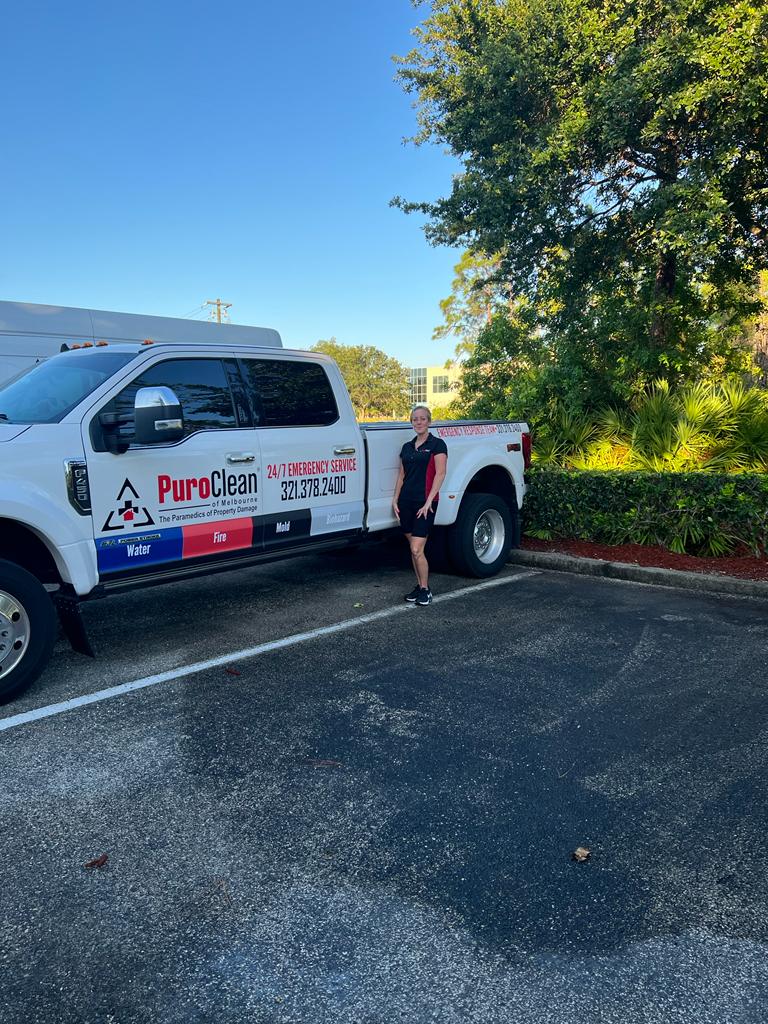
[408,364,463,410]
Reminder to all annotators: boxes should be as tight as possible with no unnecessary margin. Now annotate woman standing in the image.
[392,405,448,606]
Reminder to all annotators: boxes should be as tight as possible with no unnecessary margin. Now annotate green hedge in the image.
[523,470,768,557]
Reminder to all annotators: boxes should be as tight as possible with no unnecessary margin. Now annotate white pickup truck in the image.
[0,324,530,701]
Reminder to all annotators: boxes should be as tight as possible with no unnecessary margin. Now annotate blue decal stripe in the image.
[97,528,184,574]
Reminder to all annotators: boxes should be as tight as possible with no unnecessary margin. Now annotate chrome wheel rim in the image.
[473,509,505,564]
[0,590,30,678]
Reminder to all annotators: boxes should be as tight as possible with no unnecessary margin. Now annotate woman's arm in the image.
[392,463,405,518]
[417,453,447,517]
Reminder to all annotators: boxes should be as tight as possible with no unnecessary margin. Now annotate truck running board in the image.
[52,590,96,658]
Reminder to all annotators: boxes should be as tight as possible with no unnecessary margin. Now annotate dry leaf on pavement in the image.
[84,854,109,870]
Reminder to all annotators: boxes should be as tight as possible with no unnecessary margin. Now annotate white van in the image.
[0,301,281,384]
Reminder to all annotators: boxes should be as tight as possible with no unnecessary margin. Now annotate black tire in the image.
[0,560,56,704]
[448,493,515,578]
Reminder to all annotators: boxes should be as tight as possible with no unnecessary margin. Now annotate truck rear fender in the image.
[437,460,523,526]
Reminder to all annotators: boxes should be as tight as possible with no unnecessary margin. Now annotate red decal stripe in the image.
[425,453,436,501]
[182,517,253,558]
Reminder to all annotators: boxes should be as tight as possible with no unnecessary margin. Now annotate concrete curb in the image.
[507,548,768,600]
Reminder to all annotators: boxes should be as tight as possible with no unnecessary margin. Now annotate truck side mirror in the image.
[98,411,134,455]
[134,386,184,446]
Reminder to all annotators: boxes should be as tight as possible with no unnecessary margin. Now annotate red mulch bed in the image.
[523,537,768,581]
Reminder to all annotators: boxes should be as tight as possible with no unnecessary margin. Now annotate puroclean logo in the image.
[101,478,155,532]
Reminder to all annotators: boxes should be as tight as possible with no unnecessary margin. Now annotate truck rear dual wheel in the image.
[449,493,516,578]
[0,560,56,703]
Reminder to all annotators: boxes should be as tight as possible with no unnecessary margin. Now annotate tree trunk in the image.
[650,250,676,349]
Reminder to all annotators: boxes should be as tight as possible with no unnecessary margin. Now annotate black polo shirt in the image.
[399,432,448,503]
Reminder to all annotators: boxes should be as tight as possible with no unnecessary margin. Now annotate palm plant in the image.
[533,378,768,473]
[707,382,768,471]
[532,407,600,467]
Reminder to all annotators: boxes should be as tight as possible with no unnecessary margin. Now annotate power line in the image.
[178,304,207,320]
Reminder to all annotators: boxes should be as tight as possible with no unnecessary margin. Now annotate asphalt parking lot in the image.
[1,544,768,1024]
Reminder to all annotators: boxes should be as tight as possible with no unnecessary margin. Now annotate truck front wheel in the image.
[449,493,515,578]
[0,560,56,703]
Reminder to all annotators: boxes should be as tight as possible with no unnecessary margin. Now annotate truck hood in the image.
[0,423,31,441]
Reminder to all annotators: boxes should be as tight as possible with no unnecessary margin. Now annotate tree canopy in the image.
[396,0,768,407]
[311,339,410,419]
[432,250,505,356]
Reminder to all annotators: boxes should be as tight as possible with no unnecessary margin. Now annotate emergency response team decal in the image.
[436,422,523,437]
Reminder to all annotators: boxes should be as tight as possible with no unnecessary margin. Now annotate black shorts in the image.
[398,499,436,538]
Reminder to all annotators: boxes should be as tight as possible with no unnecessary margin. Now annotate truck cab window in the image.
[100,358,238,444]
[240,358,338,427]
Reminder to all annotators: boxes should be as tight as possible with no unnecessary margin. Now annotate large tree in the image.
[311,339,410,419]
[396,0,768,404]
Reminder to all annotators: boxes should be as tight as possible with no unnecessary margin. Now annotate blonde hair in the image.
[410,404,432,422]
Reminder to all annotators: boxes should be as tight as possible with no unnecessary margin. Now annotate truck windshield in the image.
[0,350,137,423]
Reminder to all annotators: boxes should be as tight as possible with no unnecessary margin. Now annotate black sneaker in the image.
[404,585,421,603]
[416,588,432,606]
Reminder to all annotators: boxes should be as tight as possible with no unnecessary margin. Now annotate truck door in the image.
[82,355,262,580]
[238,355,364,551]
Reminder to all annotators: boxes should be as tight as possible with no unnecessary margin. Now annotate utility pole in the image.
[205,298,232,324]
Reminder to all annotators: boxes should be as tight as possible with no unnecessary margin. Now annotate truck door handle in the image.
[226,452,256,464]
[334,447,356,455]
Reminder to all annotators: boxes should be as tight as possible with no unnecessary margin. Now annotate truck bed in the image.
[361,420,528,532]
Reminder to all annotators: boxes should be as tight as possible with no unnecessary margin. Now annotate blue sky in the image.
[0,1,462,366]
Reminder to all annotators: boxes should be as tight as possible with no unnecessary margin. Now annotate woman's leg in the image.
[404,533,420,585]
[409,536,429,589]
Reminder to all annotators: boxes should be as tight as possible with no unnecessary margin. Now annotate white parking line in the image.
[0,571,539,734]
